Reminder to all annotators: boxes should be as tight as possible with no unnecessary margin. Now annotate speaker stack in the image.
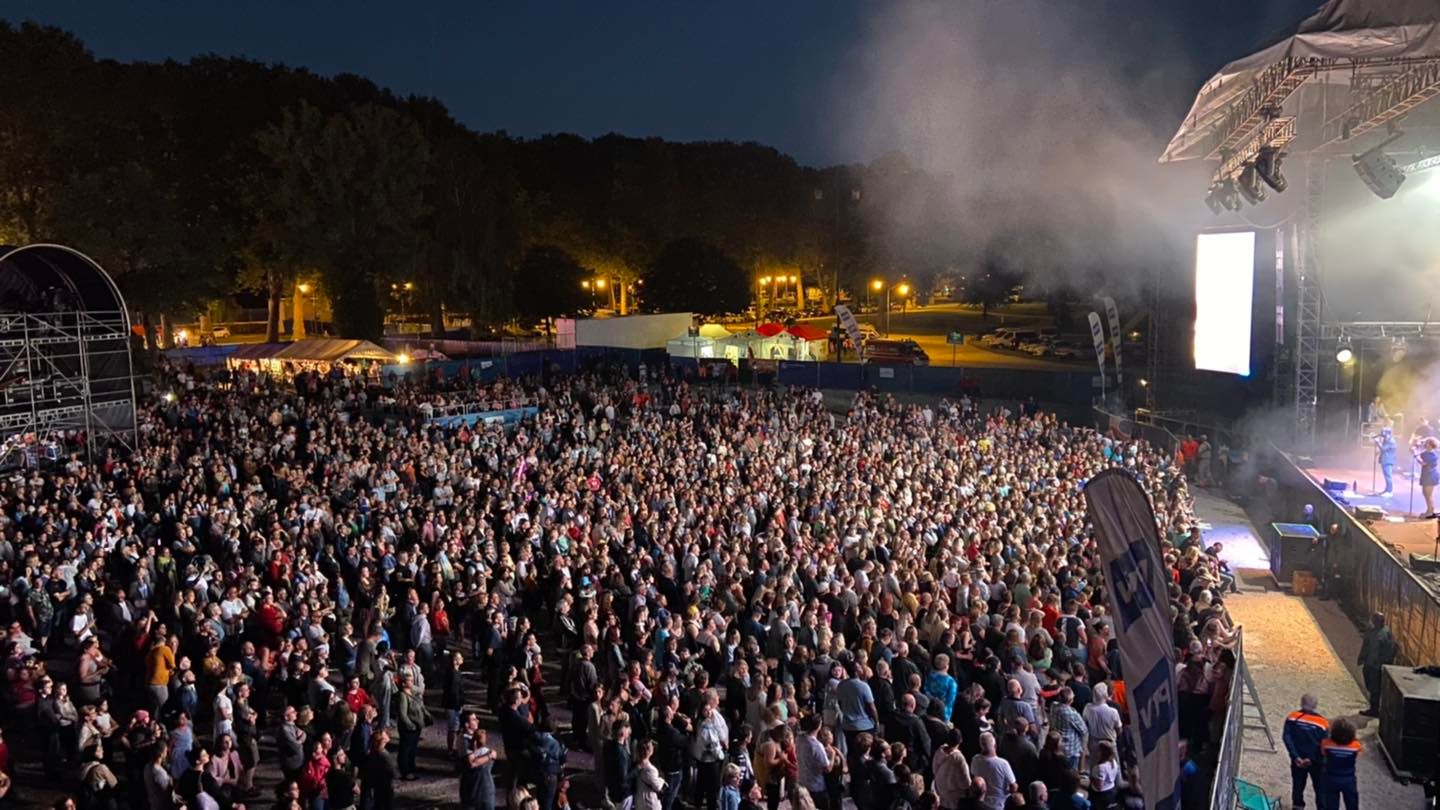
[1378,665,1440,778]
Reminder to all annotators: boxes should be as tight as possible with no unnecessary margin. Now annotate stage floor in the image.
[1299,448,1440,561]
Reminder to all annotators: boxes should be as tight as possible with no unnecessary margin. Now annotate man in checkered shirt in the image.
[1048,686,1089,770]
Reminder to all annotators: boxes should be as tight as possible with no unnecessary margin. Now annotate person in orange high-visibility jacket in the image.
[1282,695,1328,810]
[1319,718,1361,810]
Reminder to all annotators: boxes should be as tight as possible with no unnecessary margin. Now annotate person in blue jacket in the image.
[1283,694,1329,810]
[1319,717,1362,810]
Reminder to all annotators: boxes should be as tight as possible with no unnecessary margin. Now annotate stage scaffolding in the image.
[0,245,139,463]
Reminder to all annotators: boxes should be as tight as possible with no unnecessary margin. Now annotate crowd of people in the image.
[0,358,1243,810]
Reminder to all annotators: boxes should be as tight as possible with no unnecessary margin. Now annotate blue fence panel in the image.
[816,362,862,390]
[912,365,970,395]
[165,345,236,366]
[863,364,911,392]
[505,351,546,378]
[777,361,820,387]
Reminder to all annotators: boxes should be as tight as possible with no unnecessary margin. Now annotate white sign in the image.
[878,367,895,379]
[1084,471,1183,810]
[834,304,863,348]
[1102,296,1123,383]
[1088,312,1107,378]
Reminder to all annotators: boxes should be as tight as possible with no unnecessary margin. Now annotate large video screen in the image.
[1194,230,1256,376]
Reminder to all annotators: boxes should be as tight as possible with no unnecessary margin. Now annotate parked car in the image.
[1048,340,1085,359]
[980,328,1015,348]
[211,326,231,339]
[998,329,1039,350]
[856,323,880,341]
[1020,339,1052,356]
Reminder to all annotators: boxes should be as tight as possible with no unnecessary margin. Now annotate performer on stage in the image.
[1366,396,1390,427]
[1375,427,1397,497]
[1416,437,1440,518]
[1411,416,1436,447]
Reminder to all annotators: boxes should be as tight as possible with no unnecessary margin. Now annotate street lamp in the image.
[873,279,911,335]
[789,274,801,312]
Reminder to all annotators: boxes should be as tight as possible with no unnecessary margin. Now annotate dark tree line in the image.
[1,22,988,340]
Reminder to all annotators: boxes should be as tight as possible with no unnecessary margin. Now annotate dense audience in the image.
[0,359,1240,810]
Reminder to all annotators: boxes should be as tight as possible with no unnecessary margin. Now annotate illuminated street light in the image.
[298,283,312,294]
[594,278,607,290]
[896,283,911,297]
[871,279,884,291]
[581,280,592,289]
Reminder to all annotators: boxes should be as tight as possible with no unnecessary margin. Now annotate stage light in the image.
[1215,179,1242,212]
[1335,342,1354,364]
[1237,165,1267,205]
[1204,185,1225,215]
[1354,147,1407,199]
[1255,147,1287,193]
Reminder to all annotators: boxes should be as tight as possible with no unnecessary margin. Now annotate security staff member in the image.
[1319,718,1362,810]
[1282,694,1328,810]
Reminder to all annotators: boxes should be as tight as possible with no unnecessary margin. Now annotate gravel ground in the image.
[1194,495,1428,810]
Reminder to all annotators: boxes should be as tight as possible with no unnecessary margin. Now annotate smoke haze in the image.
[835,0,1213,293]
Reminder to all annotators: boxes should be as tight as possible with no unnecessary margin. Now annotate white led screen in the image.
[1194,230,1255,376]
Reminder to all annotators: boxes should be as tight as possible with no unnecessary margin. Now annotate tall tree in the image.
[513,245,589,334]
[641,238,750,316]
[0,22,101,244]
[257,102,429,339]
[46,162,217,349]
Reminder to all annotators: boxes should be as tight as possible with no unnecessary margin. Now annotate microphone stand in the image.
[1410,451,1419,517]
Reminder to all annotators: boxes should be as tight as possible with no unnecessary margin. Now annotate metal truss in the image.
[1294,159,1326,449]
[1213,117,1297,184]
[0,309,138,459]
[1320,321,1440,339]
[1203,58,1327,160]
[1319,59,1440,146]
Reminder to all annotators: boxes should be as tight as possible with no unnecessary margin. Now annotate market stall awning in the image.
[230,341,293,360]
[274,338,398,363]
[786,323,829,341]
[756,322,786,337]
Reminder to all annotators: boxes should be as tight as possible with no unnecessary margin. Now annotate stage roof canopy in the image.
[1162,0,1440,163]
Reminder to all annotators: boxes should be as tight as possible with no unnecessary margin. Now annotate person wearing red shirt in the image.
[345,676,376,715]
[255,593,286,650]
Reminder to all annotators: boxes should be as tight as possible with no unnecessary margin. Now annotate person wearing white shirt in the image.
[969,732,1016,810]
[1083,682,1123,765]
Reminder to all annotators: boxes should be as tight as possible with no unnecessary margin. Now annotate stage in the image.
[1298,448,1440,563]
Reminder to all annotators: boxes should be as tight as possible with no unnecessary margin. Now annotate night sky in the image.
[5,1,1323,166]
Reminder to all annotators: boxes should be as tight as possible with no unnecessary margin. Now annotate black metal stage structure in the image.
[0,244,139,463]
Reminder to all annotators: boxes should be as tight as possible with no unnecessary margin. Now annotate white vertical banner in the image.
[833,304,863,347]
[1102,296,1123,383]
[1084,470,1182,810]
[1088,312,1108,378]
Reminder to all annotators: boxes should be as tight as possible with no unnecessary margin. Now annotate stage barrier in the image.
[1270,450,1440,667]
[1209,628,1248,810]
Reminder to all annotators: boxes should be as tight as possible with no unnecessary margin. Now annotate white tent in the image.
[666,334,717,359]
[1162,0,1440,163]
[697,323,735,340]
